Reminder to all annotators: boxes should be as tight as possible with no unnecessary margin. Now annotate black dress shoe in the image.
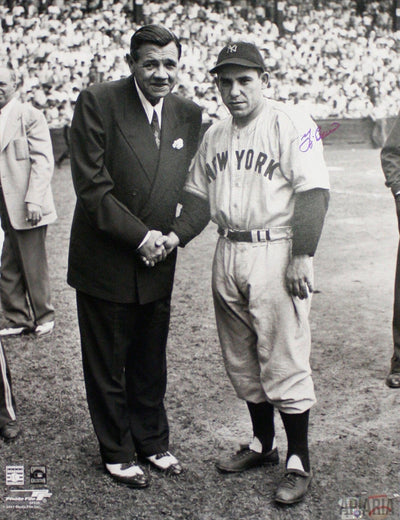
[386,372,400,388]
[275,469,313,504]
[0,421,20,441]
[215,445,279,473]
[105,462,149,488]
[146,452,183,475]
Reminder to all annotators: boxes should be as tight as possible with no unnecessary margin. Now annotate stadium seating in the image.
[0,0,398,129]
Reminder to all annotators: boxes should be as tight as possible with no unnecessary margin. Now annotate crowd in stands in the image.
[0,0,399,127]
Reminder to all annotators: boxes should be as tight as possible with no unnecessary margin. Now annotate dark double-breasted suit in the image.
[68,76,202,463]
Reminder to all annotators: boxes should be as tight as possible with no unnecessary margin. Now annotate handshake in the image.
[139,230,180,267]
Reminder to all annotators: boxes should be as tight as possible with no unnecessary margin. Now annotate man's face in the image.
[127,41,179,104]
[0,68,16,109]
[216,66,267,125]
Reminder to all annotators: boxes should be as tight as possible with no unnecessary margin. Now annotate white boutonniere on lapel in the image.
[172,138,184,150]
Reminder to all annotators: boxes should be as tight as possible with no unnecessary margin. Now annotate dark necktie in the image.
[151,110,160,149]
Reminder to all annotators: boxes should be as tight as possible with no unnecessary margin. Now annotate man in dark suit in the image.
[68,25,202,488]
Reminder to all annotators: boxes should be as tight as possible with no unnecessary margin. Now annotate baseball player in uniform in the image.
[159,42,330,504]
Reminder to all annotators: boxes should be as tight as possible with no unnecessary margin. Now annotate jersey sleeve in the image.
[278,110,330,194]
[292,188,330,256]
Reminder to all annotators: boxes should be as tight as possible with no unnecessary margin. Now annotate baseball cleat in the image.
[275,469,313,504]
[215,445,279,473]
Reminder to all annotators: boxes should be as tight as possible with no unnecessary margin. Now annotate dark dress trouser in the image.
[76,290,171,464]
[392,241,400,372]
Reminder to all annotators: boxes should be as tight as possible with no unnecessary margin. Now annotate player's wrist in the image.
[293,253,311,258]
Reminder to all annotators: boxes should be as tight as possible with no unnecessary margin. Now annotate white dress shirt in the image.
[134,78,164,126]
[134,79,164,250]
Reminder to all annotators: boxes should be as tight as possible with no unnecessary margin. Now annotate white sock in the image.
[249,436,276,453]
[286,454,305,472]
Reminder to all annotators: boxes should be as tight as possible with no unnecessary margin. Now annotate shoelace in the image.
[155,451,171,460]
[233,446,253,458]
[120,461,138,470]
[281,473,300,489]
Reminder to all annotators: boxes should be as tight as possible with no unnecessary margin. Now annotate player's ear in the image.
[261,72,269,86]
[214,75,221,91]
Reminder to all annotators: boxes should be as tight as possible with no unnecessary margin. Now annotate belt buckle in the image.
[251,229,268,242]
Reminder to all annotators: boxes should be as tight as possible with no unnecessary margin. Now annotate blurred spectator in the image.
[0,0,399,125]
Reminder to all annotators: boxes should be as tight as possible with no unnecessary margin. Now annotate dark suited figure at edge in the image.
[381,113,400,388]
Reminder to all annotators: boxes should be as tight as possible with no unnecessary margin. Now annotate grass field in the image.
[1,146,400,520]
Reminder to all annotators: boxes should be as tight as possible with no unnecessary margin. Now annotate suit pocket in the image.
[13,138,29,160]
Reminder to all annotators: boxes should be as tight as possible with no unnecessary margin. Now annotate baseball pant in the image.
[0,339,16,428]
[76,291,171,464]
[212,236,316,414]
[0,189,54,328]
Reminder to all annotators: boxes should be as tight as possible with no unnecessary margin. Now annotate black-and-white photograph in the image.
[0,1,399,519]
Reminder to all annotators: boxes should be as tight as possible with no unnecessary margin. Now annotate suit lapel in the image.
[159,95,180,154]
[1,100,22,153]
[115,78,159,184]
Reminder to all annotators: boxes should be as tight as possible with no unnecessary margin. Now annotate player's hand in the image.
[25,202,42,226]
[285,254,313,299]
[161,232,180,254]
[139,230,167,267]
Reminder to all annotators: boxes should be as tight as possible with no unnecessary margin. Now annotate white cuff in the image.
[137,231,151,250]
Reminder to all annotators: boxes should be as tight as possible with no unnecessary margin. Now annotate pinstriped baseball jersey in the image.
[184,98,330,231]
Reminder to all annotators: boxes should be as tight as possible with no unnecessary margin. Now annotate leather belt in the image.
[218,227,292,243]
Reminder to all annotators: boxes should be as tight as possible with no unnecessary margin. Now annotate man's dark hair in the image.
[130,25,182,61]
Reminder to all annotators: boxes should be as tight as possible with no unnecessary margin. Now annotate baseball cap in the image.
[210,42,266,74]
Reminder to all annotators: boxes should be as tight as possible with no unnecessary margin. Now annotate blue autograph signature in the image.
[299,122,341,152]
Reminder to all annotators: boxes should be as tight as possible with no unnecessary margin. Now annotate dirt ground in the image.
[0,146,400,520]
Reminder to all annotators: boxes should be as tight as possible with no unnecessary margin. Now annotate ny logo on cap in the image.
[227,44,237,53]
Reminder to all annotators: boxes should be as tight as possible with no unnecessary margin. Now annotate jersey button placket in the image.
[230,129,241,227]
[231,177,240,226]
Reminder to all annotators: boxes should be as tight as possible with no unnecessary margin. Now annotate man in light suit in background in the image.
[68,25,202,488]
[0,65,56,440]
[0,66,56,338]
